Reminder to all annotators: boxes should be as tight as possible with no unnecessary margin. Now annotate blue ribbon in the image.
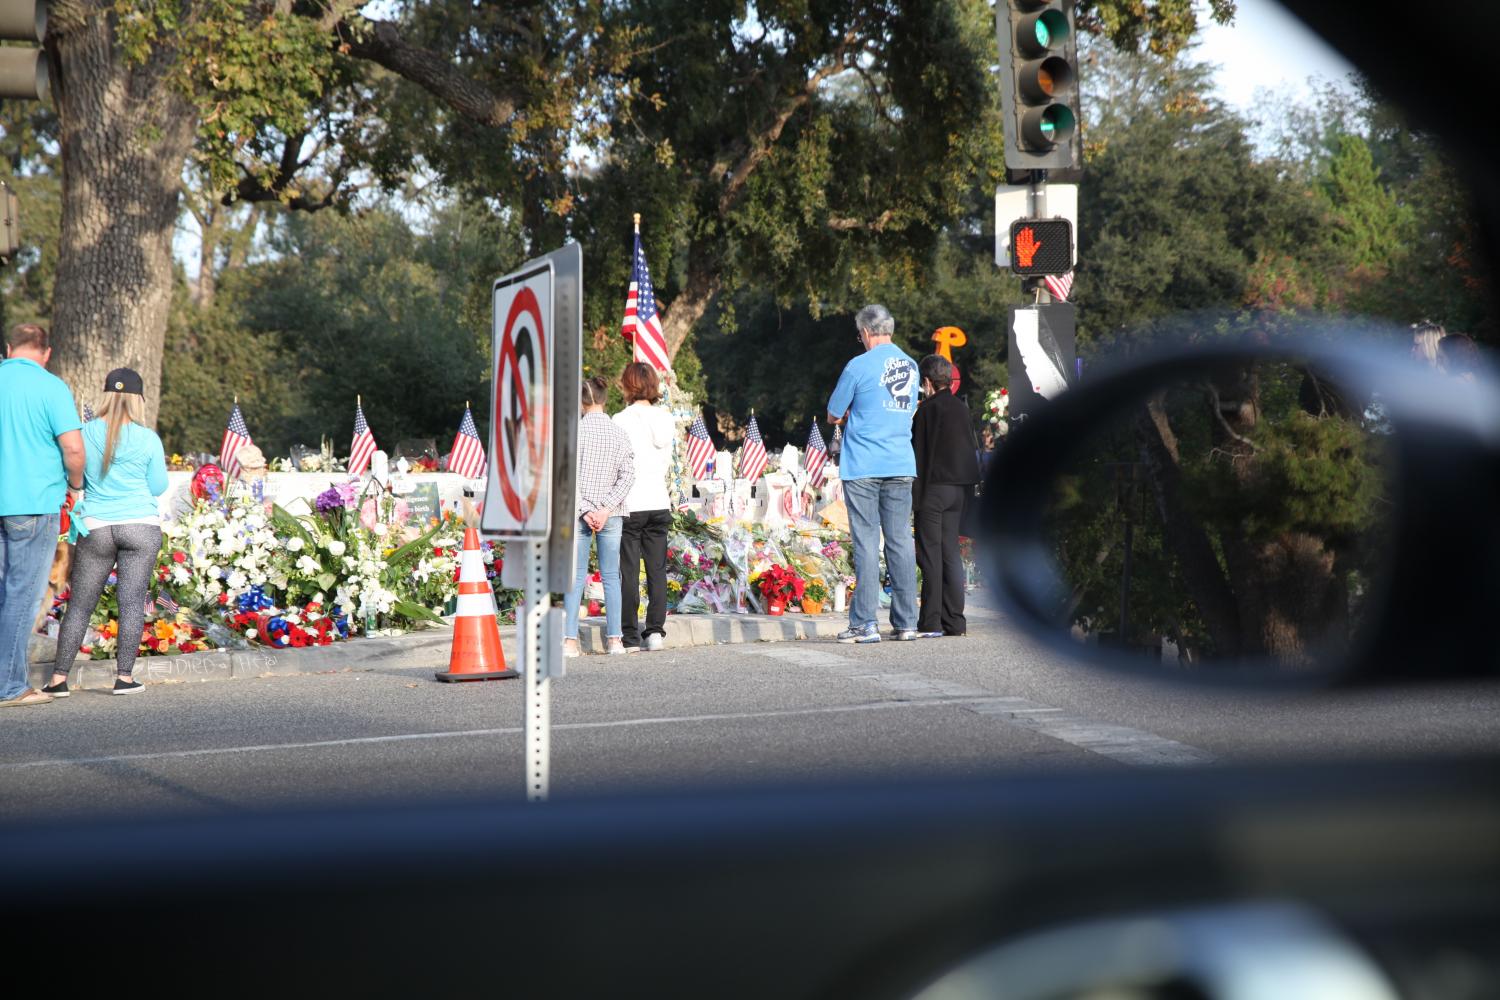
[330,605,351,639]
[265,615,293,646]
[236,586,275,613]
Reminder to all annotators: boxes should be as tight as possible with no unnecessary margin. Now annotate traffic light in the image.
[0,0,49,101]
[1008,218,1073,277]
[996,0,1081,171]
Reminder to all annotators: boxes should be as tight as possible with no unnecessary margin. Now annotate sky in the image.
[1194,0,1358,111]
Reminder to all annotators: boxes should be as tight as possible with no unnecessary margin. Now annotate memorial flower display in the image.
[57,482,514,660]
[52,445,978,665]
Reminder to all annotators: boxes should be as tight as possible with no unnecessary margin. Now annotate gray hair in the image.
[855,304,894,338]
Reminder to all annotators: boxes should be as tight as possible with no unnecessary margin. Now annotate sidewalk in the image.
[26,609,854,692]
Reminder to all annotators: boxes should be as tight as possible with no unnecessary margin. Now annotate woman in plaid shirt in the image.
[563,376,636,656]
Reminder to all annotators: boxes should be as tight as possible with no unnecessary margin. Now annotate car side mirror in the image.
[978,325,1500,687]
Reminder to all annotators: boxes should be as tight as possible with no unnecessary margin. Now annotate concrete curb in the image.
[29,611,851,691]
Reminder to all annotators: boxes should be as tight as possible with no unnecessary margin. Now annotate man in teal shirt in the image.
[826,304,920,644]
[0,324,85,707]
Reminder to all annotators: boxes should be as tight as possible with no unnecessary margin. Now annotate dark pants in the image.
[619,509,671,647]
[915,484,968,635]
[54,523,163,679]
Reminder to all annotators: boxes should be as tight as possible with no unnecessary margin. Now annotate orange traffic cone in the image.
[436,527,518,682]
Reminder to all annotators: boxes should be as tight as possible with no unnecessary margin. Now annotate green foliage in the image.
[158,280,299,456]
[0,106,61,328]
[158,199,525,457]
[1079,0,1236,58]
[112,0,341,194]
[1319,135,1413,273]
[1078,49,1323,344]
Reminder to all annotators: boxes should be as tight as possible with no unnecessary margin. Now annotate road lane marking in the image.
[0,696,1017,771]
[738,646,1214,768]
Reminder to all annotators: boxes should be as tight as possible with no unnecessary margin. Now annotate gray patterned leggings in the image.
[54,524,163,680]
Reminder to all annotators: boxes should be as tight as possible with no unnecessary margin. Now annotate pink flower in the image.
[360,498,379,530]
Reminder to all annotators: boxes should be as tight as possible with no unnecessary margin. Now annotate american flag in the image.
[155,592,180,616]
[685,413,716,481]
[220,403,253,479]
[348,399,377,477]
[804,418,828,488]
[1044,270,1074,302]
[621,229,670,372]
[448,405,487,480]
[739,413,768,483]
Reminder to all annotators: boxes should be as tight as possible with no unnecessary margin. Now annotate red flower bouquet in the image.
[755,564,805,615]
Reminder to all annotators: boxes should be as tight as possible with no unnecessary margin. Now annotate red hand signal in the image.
[1015,226,1042,268]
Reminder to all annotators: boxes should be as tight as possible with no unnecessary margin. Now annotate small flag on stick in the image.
[621,214,671,372]
[348,397,377,477]
[804,418,828,488]
[685,413,715,481]
[448,404,488,480]
[220,400,253,479]
[739,413,768,483]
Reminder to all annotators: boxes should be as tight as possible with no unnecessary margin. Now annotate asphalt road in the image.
[4,605,1500,823]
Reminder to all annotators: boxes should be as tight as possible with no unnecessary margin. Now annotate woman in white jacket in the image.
[612,363,676,651]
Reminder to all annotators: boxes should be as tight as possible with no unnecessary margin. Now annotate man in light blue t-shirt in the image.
[826,304,920,643]
[0,324,86,706]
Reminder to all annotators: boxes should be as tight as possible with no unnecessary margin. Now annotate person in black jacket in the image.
[912,355,981,637]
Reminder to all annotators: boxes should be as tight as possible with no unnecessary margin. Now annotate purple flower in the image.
[314,487,345,514]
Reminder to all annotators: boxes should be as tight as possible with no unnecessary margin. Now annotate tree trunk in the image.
[195,210,218,311]
[1134,398,1243,657]
[47,2,196,428]
[662,253,722,362]
[1223,531,1344,664]
[1209,365,1346,664]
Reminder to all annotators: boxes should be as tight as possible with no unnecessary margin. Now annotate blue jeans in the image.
[842,478,917,632]
[0,513,61,700]
[564,515,624,640]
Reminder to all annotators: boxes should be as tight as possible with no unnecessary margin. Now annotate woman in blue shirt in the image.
[43,368,168,697]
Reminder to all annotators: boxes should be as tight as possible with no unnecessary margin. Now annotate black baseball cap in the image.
[103,367,144,395]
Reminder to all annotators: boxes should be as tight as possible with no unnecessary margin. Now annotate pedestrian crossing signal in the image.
[1007,219,1073,277]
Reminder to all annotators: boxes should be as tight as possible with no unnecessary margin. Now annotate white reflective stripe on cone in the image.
[456,591,496,618]
[460,550,486,582]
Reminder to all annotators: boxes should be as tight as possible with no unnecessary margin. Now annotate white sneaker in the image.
[562,639,581,659]
[645,634,664,652]
[606,639,635,655]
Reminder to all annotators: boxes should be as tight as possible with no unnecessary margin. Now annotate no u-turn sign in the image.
[483,244,581,554]
[492,267,552,534]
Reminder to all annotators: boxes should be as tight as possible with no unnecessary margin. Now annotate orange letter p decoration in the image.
[932,326,967,362]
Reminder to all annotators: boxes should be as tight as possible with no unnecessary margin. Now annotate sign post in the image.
[1006,302,1075,423]
[484,242,582,803]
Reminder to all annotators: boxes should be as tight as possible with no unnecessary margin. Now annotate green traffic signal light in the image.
[1020,9,1070,56]
[1023,104,1077,149]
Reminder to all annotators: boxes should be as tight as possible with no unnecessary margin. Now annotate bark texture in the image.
[661,261,721,361]
[47,1,196,427]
